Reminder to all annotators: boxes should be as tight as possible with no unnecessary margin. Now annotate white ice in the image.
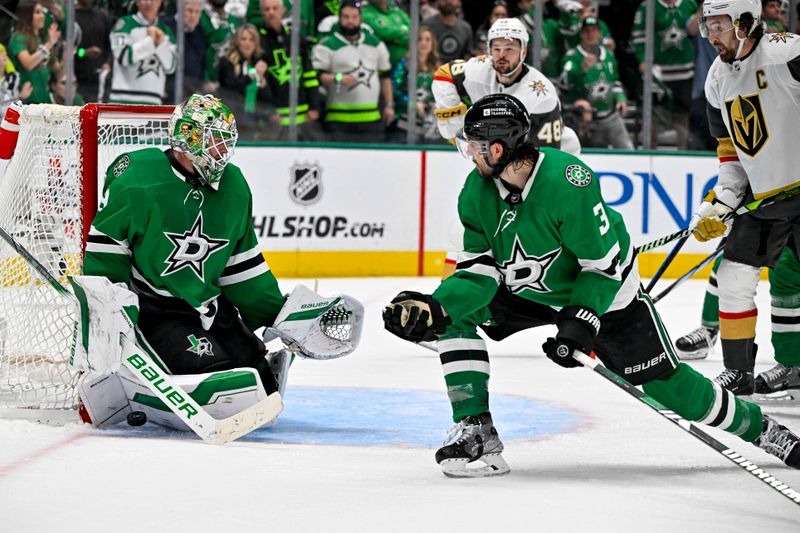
[1,278,799,532]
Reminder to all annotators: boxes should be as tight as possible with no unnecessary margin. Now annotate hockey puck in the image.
[127,411,147,427]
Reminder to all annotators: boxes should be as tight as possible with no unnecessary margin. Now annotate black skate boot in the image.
[435,412,509,478]
[714,368,754,395]
[754,415,800,469]
[675,326,718,360]
[754,363,800,401]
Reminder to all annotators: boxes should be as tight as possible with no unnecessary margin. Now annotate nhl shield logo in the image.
[724,94,769,157]
[289,163,322,205]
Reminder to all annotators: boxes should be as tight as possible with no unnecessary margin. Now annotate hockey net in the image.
[0,104,173,412]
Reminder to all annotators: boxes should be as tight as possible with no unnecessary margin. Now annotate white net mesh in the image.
[0,104,171,410]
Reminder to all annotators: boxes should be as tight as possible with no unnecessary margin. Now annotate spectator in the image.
[391,25,442,143]
[312,0,393,143]
[515,0,562,81]
[74,0,113,103]
[632,0,698,149]
[560,16,632,149]
[217,23,274,138]
[8,1,61,104]
[422,0,473,64]
[48,64,86,105]
[473,0,509,56]
[0,43,33,115]
[762,0,788,32]
[247,0,316,38]
[362,0,411,71]
[257,0,322,140]
[688,29,716,151]
[109,0,177,104]
[201,0,240,92]
[558,0,616,51]
[163,0,208,103]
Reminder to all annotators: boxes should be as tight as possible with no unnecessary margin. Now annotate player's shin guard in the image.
[438,337,490,422]
[643,363,763,442]
[717,259,760,373]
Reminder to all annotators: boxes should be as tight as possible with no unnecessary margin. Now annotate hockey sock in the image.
[700,256,721,329]
[769,248,800,367]
[643,363,763,442]
[438,337,490,422]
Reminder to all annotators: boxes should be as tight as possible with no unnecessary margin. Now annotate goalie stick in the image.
[573,351,800,507]
[0,224,283,444]
[635,183,800,254]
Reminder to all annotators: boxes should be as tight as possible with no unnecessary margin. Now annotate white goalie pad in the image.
[265,284,364,360]
[69,275,139,373]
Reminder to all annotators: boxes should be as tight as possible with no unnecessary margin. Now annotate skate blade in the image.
[440,453,510,478]
[676,349,710,361]
[753,390,800,404]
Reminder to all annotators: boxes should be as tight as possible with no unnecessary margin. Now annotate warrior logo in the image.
[162,212,228,280]
[289,163,322,205]
[724,94,769,157]
[186,334,214,357]
[498,235,561,294]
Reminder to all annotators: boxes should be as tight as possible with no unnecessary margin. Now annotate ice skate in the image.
[675,326,718,360]
[714,368,754,396]
[435,412,510,478]
[754,415,800,469]
[753,364,800,402]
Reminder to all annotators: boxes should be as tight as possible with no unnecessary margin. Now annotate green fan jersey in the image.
[561,45,627,118]
[632,0,698,81]
[84,148,284,331]
[432,148,635,324]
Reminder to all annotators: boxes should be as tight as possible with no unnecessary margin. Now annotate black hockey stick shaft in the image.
[635,183,800,254]
[0,225,72,297]
[652,241,725,304]
[644,234,689,294]
[573,351,800,507]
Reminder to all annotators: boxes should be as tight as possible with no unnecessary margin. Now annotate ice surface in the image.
[1,278,799,532]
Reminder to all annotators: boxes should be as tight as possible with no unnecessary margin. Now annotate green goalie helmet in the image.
[169,94,238,188]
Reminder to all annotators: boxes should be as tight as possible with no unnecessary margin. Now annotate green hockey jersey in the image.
[432,148,636,324]
[632,0,697,82]
[84,148,284,331]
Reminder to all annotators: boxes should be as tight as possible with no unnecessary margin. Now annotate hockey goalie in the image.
[70,94,364,442]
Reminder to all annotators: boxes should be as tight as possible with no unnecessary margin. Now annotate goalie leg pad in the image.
[77,371,131,427]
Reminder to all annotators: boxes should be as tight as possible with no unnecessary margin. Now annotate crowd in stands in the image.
[0,0,797,148]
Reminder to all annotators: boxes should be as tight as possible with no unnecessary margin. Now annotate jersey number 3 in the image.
[594,203,610,235]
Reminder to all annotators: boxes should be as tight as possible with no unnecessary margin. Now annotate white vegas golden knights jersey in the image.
[705,33,800,205]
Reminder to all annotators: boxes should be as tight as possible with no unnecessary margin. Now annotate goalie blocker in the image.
[73,277,364,440]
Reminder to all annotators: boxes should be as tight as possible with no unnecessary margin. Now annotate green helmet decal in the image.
[169,94,238,188]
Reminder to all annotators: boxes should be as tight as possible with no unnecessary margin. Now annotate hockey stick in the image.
[573,351,800,506]
[644,234,689,293]
[652,241,725,304]
[635,184,800,254]
[0,224,282,444]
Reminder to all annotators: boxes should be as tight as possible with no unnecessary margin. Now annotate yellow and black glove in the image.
[691,191,733,242]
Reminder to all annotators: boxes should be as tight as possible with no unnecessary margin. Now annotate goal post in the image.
[0,103,174,412]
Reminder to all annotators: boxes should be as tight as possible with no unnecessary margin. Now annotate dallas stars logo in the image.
[659,19,687,52]
[137,55,164,78]
[162,212,228,280]
[187,334,214,357]
[565,164,592,187]
[498,235,561,294]
[345,60,376,89]
[529,80,548,96]
[268,49,293,85]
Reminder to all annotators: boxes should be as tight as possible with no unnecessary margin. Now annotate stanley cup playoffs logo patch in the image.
[724,94,769,157]
[289,163,322,205]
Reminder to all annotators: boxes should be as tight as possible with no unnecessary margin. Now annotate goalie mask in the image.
[169,94,238,189]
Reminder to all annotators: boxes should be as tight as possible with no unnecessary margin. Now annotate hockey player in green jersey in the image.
[383,93,800,478]
[79,94,364,432]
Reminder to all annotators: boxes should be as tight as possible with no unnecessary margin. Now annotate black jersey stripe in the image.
[439,350,490,364]
[457,254,495,270]
[222,254,265,277]
[87,233,121,246]
[771,314,800,325]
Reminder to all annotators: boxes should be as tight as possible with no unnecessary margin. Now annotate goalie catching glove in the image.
[383,291,450,343]
[691,190,733,242]
[542,306,600,368]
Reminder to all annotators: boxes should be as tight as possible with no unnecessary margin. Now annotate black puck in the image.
[127,411,147,427]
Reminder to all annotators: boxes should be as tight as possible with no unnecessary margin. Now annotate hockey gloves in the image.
[383,291,450,343]
[691,191,733,242]
[542,306,601,368]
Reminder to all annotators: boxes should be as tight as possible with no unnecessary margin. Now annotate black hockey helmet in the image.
[456,93,531,161]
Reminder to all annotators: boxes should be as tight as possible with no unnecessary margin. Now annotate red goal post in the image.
[0,103,174,413]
